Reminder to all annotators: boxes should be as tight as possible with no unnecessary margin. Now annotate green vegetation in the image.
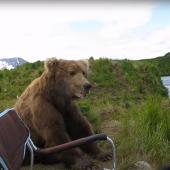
[143,52,170,76]
[81,58,169,169]
[117,96,170,169]
[0,54,170,170]
[0,61,43,110]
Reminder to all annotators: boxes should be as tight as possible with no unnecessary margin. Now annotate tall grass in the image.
[118,96,170,169]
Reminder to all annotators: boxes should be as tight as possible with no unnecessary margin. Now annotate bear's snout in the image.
[84,83,92,92]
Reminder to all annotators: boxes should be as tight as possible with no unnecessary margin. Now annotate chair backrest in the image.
[0,109,29,170]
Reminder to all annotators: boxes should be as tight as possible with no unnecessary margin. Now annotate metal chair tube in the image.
[26,141,34,170]
[26,134,116,170]
[104,136,116,170]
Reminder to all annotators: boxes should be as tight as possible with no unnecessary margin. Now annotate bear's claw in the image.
[93,151,112,162]
[70,158,100,170]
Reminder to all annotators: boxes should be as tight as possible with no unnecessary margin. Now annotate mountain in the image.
[0,57,28,70]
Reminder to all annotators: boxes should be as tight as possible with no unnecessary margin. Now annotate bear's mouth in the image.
[74,92,85,99]
[73,90,90,99]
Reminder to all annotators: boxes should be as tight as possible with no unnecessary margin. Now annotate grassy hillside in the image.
[80,58,170,169]
[153,52,170,76]
[0,61,43,110]
[140,52,170,76]
[0,56,170,170]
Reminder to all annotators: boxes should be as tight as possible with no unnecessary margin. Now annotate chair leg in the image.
[26,139,34,170]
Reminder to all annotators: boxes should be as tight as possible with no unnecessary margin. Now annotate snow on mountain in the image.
[0,61,14,70]
[0,57,28,70]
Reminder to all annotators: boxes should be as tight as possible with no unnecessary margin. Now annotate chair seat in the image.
[0,109,29,170]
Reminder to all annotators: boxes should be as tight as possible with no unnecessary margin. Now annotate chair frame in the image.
[0,108,116,170]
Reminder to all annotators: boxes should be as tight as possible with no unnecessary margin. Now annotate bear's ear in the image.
[78,59,89,69]
[45,58,59,72]
[78,59,90,75]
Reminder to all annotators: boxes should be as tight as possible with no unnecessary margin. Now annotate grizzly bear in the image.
[15,58,110,169]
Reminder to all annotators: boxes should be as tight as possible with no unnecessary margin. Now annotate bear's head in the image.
[45,58,92,99]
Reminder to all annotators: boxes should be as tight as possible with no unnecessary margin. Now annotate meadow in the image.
[0,54,170,170]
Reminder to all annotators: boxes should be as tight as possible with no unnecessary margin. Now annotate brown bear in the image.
[15,58,110,169]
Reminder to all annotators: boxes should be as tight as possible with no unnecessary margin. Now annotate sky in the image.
[0,1,170,62]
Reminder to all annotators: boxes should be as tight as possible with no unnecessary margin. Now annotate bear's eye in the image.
[82,71,86,76]
[69,71,76,76]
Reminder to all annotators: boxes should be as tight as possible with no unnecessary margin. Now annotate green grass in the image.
[117,96,170,169]
[148,52,170,76]
[0,61,43,111]
[90,58,117,88]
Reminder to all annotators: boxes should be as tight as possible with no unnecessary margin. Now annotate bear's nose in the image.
[84,83,92,91]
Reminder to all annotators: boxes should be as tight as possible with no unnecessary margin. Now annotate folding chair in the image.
[0,108,116,170]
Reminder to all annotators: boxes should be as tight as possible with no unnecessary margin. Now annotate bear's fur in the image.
[15,58,110,169]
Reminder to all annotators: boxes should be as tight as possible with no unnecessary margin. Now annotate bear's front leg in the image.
[40,125,97,169]
[32,101,97,169]
[66,102,112,161]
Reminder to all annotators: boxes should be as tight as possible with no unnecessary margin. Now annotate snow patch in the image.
[0,61,14,70]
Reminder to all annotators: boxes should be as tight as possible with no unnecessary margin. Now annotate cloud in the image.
[109,25,170,60]
[0,2,168,62]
